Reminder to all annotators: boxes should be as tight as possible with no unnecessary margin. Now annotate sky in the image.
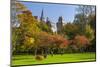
[20,2,78,23]
[19,2,79,32]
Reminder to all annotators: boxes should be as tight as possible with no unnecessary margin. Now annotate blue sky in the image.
[20,2,78,23]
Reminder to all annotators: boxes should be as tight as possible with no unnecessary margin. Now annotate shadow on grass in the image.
[13,57,33,60]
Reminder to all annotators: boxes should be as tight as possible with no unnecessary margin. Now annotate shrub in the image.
[35,55,44,61]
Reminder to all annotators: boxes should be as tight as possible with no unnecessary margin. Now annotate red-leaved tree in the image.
[73,35,90,52]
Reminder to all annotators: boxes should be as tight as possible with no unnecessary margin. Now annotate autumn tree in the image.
[48,34,69,55]
[12,9,42,55]
[73,35,90,52]
[12,2,53,56]
[32,32,69,57]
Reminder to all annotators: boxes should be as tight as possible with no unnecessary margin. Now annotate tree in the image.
[85,24,94,41]
[33,31,69,56]
[23,35,35,48]
[15,1,27,12]
[77,6,95,16]
[73,6,96,34]
[12,2,53,55]
[12,27,19,53]
[37,21,52,33]
[12,2,29,54]
[87,15,96,52]
[49,34,69,55]
[63,23,79,39]
[12,10,42,54]
[73,35,90,52]
[88,15,96,31]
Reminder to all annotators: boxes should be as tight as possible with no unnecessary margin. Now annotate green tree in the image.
[74,6,95,34]
[88,15,96,31]
[85,24,94,41]
[38,21,52,33]
[63,23,79,39]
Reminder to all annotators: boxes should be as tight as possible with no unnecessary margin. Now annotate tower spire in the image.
[40,9,44,21]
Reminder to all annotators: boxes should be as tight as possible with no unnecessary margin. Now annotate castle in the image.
[39,9,63,33]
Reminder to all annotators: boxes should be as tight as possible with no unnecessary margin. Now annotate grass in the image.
[12,52,96,66]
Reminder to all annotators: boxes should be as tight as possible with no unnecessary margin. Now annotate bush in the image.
[35,55,44,61]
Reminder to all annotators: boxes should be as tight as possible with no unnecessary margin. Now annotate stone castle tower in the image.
[56,16,63,34]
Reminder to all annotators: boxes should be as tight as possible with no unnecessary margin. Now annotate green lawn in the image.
[12,52,96,66]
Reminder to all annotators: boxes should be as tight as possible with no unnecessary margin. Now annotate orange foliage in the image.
[49,34,69,48]
[34,32,69,48]
[73,35,90,47]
